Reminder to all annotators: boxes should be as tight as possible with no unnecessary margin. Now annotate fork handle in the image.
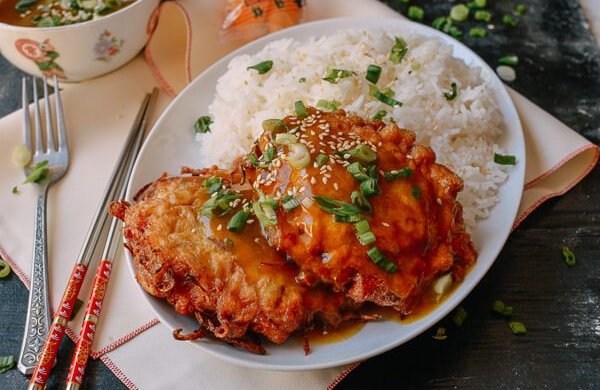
[66,259,113,390]
[27,263,88,390]
[18,190,52,375]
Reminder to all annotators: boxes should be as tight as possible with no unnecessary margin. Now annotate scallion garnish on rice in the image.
[247,60,273,74]
[494,153,517,165]
[317,99,341,112]
[262,119,287,133]
[389,37,408,64]
[373,88,402,107]
[295,100,308,117]
[322,68,355,84]
[365,64,382,84]
[372,110,387,120]
[443,82,458,100]
[194,116,213,135]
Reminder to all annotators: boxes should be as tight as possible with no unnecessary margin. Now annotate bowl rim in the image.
[0,0,155,32]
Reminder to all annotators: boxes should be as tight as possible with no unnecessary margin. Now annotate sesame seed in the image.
[437,198,442,205]
[310,177,317,185]
[217,224,223,231]
[382,222,390,227]
[333,183,339,190]
[254,237,260,244]
[247,219,255,224]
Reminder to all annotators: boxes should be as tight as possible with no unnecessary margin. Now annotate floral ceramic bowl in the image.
[0,0,159,82]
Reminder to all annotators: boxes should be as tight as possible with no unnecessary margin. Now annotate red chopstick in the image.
[27,92,153,390]
[65,89,157,389]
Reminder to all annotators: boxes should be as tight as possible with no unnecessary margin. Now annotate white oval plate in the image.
[126,17,525,371]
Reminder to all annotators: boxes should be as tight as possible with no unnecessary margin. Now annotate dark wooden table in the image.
[1,0,598,389]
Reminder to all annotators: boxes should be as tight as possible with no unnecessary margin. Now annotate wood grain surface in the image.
[0,0,598,389]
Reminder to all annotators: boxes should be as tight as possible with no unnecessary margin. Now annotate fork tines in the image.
[22,76,68,156]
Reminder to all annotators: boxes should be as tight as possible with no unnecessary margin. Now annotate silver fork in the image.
[18,76,69,375]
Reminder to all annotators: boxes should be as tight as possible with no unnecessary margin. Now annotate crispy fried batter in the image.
[111,173,356,353]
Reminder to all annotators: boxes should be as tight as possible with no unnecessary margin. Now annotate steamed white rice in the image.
[202,30,509,228]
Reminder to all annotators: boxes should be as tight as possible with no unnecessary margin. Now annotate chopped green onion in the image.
[0,355,15,374]
[354,219,371,235]
[499,55,519,66]
[274,133,298,145]
[474,0,486,7]
[224,237,234,248]
[432,327,447,340]
[201,190,242,217]
[408,6,424,21]
[247,153,261,168]
[492,300,513,317]
[253,201,277,228]
[295,100,308,117]
[299,77,306,83]
[264,146,276,163]
[514,4,527,16]
[432,16,449,30]
[384,168,413,180]
[11,186,18,194]
[347,162,371,182]
[357,231,376,246]
[247,60,273,74]
[508,321,527,335]
[562,246,576,266]
[502,14,518,27]
[469,27,487,38]
[11,144,31,167]
[227,210,251,232]
[288,143,311,169]
[194,116,213,134]
[69,298,84,320]
[313,195,362,217]
[389,37,408,64]
[262,119,287,134]
[411,185,421,199]
[345,145,377,164]
[474,10,492,22]
[0,259,11,279]
[202,176,223,195]
[367,247,397,272]
[365,64,382,84]
[351,190,372,213]
[322,68,355,84]
[355,220,376,245]
[15,0,37,10]
[360,179,381,198]
[494,153,517,165]
[372,110,387,120]
[316,99,340,112]
[450,4,469,22]
[334,214,363,223]
[443,82,458,100]
[24,160,49,184]
[373,89,402,107]
[453,306,468,327]
[281,195,301,212]
[316,153,329,167]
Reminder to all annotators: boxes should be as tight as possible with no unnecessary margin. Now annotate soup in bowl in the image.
[0,0,159,81]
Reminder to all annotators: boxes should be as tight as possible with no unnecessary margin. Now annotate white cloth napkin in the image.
[0,0,598,389]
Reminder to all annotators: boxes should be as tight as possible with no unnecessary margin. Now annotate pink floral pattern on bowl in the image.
[15,38,66,79]
[94,30,124,62]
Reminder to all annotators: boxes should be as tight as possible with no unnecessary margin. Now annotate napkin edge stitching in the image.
[328,362,362,390]
[513,144,599,229]
[101,354,140,390]
[524,144,600,189]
